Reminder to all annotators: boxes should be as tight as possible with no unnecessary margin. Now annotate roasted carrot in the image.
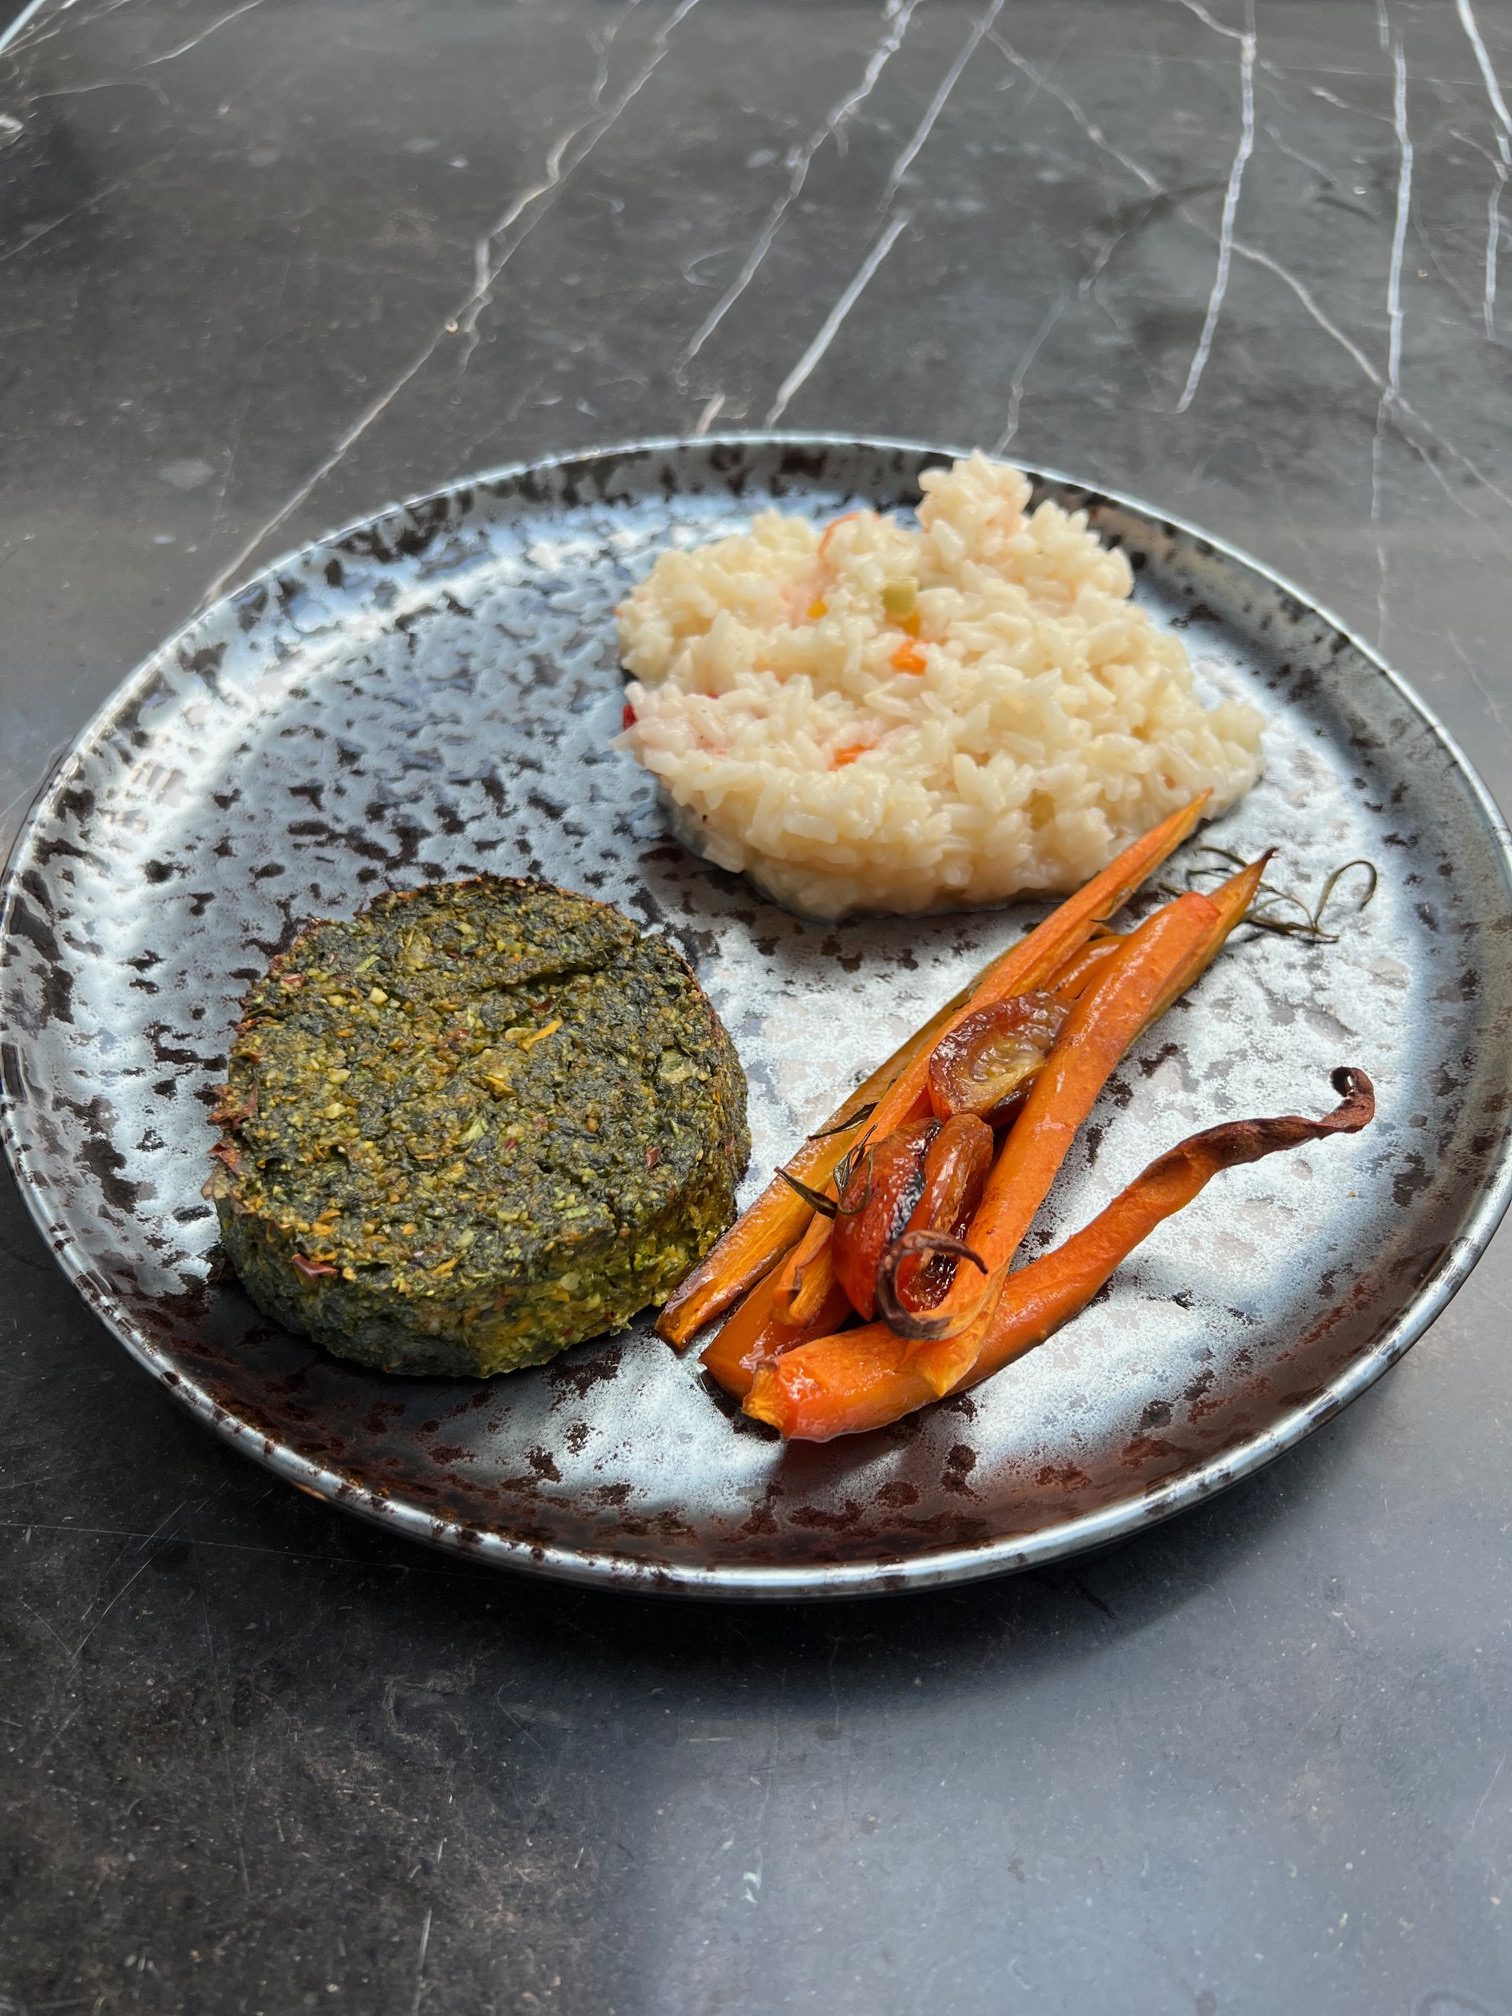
[900,889,1219,1378]
[1143,850,1269,1029]
[1047,934,1124,1002]
[906,859,1269,1391]
[762,797,1213,1324]
[770,854,1282,1403]
[701,1275,853,1401]
[658,988,968,1345]
[660,794,1210,1344]
[744,1068,1376,1440]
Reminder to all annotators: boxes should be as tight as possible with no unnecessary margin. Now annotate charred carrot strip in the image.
[744,1069,1375,1440]
[660,795,1209,1344]
[701,1276,853,1401]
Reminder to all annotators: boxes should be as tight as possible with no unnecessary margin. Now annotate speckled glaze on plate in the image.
[3,436,1511,1599]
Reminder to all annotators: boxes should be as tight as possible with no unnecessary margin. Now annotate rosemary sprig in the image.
[1166,849,1378,945]
[775,1128,875,1219]
[806,1100,877,1140]
[775,1168,838,1218]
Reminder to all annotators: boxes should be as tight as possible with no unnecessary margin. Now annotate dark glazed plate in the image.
[4,437,1512,1598]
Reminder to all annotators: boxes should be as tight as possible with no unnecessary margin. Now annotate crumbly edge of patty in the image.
[213,1133,742,1375]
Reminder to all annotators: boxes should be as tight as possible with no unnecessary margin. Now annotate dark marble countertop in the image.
[3,2,1511,2010]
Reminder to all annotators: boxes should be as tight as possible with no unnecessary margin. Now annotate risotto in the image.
[616,454,1264,921]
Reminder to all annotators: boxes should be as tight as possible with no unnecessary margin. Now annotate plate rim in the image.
[4,428,1512,1599]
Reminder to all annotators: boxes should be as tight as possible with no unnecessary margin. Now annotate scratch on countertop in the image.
[1372,27,1413,646]
[989,31,1163,195]
[994,207,1136,450]
[679,0,924,373]
[1167,0,1247,42]
[16,1592,71,1659]
[68,1548,161,1663]
[997,290,1077,451]
[1175,1,1256,413]
[0,155,171,272]
[764,209,910,425]
[28,1702,83,1767]
[64,1493,196,1666]
[740,1756,776,1906]
[26,73,168,106]
[140,0,267,67]
[882,0,1004,207]
[1304,80,1394,126]
[456,0,647,370]
[1464,1747,1507,1841]
[1261,120,1336,185]
[1454,0,1512,336]
[409,1905,434,2016]
[194,0,704,604]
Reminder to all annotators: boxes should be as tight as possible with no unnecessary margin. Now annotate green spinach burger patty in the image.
[207,878,749,1376]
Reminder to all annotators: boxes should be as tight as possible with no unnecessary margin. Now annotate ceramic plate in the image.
[4,436,1511,1597]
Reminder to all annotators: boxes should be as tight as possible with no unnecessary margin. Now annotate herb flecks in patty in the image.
[207,878,749,1376]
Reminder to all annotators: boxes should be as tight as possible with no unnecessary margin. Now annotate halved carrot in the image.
[934,895,1220,1273]
[778,853,1268,1395]
[1046,934,1124,1002]
[701,1274,853,1401]
[658,987,970,1346]
[1143,849,1270,1028]
[744,1068,1375,1440]
[762,798,1213,1324]
[659,794,1210,1345]
[906,860,1268,1392]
